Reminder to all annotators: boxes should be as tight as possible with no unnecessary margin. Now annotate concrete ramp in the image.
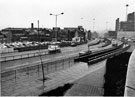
[64,84,103,96]
[64,60,106,96]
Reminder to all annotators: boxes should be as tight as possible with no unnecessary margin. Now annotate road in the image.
[1,44,87,70]
[1,42,112,71]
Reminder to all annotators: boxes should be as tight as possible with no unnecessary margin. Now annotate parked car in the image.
[79,50,92,56]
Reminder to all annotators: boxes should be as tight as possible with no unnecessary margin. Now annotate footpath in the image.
[1,60,106,96]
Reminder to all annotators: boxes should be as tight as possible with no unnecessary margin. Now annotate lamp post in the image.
[126,4,129,21]
[125,4,129,38]
[81,17,83,26]
[50,12,64,27]
[106,21,108,31]
[50,12,64,41]
[93,18,95,32]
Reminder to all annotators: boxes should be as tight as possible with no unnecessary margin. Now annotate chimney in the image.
[31,23,34,29]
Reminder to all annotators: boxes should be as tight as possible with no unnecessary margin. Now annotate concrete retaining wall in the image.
[124,49,135,96]
[1,56,76,96]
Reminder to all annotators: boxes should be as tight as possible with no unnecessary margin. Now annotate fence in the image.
[1,50,48,62]
[1,56,77,96]
[0,48,14,54]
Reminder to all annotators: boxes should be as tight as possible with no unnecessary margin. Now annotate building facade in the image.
[116,12,135,31]
[0,25,87,43]
[115,12,135,38]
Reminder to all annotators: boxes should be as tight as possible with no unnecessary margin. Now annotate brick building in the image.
[115,12,135,39]
[116,12,135,31]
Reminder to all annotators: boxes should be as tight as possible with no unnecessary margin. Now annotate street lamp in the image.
[93,18,95,32]
[126,4,129,21]
[125,4,129,38]
[106,21,108,31]
[50,12,64,27]
[50,12,64,41]
[81,17,83,26]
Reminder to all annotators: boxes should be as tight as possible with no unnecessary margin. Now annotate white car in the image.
[48,44,61,54]
[79,50,92,56]
[112,39,118,47]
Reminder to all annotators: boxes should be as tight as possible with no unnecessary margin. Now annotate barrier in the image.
[0,48,14,54]
[1,51,48,62]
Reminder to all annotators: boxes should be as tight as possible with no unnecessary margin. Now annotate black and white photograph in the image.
[0,0,135,96]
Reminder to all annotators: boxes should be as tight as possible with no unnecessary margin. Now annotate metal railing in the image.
[1,50,48,62]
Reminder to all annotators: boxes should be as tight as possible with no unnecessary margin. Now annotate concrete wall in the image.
[1,56,76,96]
[104,52,130,96]
[124,49,135,96]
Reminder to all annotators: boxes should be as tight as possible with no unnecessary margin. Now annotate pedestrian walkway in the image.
[37,61,105,96]
[64,61,106,96]
[2,59,106,96]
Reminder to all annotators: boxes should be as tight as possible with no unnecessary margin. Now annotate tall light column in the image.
[126,4,129,21]
[50,12,64,27]
[50,12,64,41]
[93,18,95,32]
[125,4,129,38]
[106,21,108,31]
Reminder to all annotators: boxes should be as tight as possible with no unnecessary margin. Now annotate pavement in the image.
[64,61,106,96]
[1,59,106,96]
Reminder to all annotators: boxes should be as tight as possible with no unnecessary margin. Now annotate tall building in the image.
[127,12,135,22]
[115,18,120,31]
[127,12,135,31]
[87,30,92,40]
[116,12,135,39]
[116,12,135,31]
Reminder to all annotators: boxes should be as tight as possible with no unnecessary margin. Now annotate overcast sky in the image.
[0,0,135,33]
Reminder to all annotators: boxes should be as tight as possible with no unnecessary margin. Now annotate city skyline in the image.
[0,0,135,33]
